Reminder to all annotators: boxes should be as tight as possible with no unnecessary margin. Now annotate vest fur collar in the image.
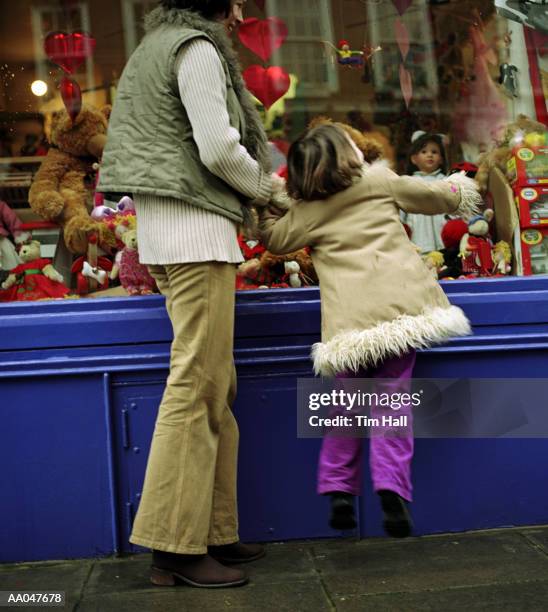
[145,7,271,173]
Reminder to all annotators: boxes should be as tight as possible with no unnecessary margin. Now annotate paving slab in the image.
[77,580,332,612]
[333,580,548,612]
[310,531,548,596]
[0,559,93,610]
[520,526,548,556]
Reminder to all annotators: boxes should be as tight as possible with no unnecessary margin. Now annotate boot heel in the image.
[150,566,177,586]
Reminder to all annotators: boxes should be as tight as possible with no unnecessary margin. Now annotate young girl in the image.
[400,131,450,253]
[260,124,480,538]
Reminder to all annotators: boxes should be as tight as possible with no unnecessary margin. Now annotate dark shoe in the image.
[329,492,357,530]
[208,541,265,564]
[151,550,248,588]
[378,490,413,538]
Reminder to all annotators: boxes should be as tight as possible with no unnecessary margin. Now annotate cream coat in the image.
[261,164,477,376]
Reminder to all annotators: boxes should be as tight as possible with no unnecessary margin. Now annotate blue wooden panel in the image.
[0,376,115,562]
[1,276,548,560]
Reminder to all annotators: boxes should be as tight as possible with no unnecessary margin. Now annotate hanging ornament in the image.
[59,76,82,122]
[238,18,288,63]
[321,40,380,69]
[254,0,266,10]
[394,16,412,106]
[44,31,96,74]
[394,18,410,60]
[399,64,413,108]
[243,65,290,109]
[392,0,413,17]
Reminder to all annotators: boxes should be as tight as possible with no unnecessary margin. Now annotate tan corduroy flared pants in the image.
[129,262,239,554]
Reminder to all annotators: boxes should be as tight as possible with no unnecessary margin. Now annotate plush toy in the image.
[260,248,318,288]
[91,195,136,222]
[459,209,495,277]
[475,115,546,194]
[0,200,31,273]
[71,232,114,296]
[423,251,446,279]
[0,240,70,301]
[28,104,116,254]
[492,240,512,275]
[111,229,156,295]
[437,217,469,279]
[235,234,270,290]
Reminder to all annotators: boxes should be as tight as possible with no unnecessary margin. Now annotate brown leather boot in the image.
[150,550,248,588]
[208,541,265,564]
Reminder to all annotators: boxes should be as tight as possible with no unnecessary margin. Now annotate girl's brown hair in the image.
[286,124,363,201]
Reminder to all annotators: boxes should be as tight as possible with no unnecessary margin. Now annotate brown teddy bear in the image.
[260,248,318,288]
[475,114,546,194]
[29,104,116,254]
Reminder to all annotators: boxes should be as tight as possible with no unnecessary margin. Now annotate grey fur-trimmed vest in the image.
[98,7,271,224]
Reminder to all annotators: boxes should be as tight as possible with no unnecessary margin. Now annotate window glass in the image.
[0,0,546,300]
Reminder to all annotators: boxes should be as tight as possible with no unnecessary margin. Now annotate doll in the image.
[400,132,451,254]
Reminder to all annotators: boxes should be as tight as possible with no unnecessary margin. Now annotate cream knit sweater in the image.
[135,38,272,265]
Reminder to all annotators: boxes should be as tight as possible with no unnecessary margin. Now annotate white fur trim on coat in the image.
[311,305,471,376]
[444,172,482,220]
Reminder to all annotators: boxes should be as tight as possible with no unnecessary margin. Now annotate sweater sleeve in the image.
[176,39,272,204]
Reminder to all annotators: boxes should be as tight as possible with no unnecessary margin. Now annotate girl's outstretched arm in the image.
[387,170,481,219]
[259,200,313,255]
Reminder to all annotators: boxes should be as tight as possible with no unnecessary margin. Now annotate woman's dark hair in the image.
[406,133,448,175]
[286,124,363,201]
[159,0,231,19]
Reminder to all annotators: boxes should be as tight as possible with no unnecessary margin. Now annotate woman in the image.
[99,0,281,588]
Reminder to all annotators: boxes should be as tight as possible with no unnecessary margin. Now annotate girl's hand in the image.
[271,173,286,195]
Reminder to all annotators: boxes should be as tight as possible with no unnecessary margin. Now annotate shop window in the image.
[268,0,339,97]
[366,0,439,101]
[121,0,157,59]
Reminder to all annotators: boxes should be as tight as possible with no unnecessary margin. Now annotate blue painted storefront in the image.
[1,277,548,562]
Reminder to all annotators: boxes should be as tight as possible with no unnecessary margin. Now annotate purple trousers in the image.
[317,351,416,502]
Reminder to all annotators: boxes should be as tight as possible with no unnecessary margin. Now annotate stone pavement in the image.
[2,526,548,611]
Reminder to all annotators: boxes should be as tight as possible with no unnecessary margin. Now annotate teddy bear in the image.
[28,104,116,255]
[259,248,318,288]
[235,234,271,290]
[459,209,495,277]
[475,114,546,194]
[0,240,70,301]
[110,229,157,296]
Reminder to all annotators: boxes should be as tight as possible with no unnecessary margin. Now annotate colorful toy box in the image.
[520,227,548,276]
[507,135,548,187]
[515,185,548,226]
